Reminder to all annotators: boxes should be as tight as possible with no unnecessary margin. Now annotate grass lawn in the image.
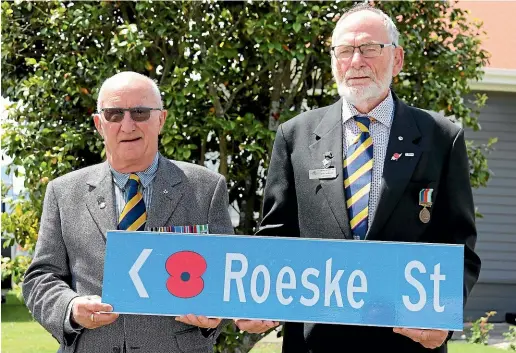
[249,341,506,353]
[448,342,506,353]
[1,293,59,353]
[0,293,506,353]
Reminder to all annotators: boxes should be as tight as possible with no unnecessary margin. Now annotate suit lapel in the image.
[309,99,351,239]
[85,162,117,241]
[146,155,184,230]
[366,97,422,240]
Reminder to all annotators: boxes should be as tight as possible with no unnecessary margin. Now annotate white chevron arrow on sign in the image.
[129,249,153,298]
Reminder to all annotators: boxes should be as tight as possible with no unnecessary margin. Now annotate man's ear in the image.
[392,46,404,77]
[159,110,167,134]
[93,114,104,138]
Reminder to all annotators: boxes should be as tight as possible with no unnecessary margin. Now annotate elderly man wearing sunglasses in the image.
[23,71,233,353]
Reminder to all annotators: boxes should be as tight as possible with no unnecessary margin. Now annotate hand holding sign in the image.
[234,319,279,334]
[71,295,119,330]
[393,327,448,349]
[175,314,222,329]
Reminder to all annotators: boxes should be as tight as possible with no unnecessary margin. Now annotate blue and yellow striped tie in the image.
[343,116,373,240]
[118,174,147,231]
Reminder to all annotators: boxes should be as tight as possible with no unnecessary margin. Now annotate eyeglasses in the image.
[331,43,396,59]
[100,107,162,123]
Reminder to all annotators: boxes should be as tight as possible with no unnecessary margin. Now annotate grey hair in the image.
[96,71,163,112]
[332,3,400,47]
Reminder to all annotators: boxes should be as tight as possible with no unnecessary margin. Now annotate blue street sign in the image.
[102,231,464,330]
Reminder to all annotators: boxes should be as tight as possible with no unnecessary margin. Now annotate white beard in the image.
[337,58,394,106]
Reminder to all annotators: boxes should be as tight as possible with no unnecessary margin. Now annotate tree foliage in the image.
[0,183,37,290]
[1,1,490,351]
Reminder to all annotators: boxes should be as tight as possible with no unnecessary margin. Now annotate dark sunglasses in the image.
[100,107,162,123]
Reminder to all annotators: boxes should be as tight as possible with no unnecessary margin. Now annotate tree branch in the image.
[219,133,228,179]
[199,135,206,166]
[208,81,225,117]
[222,63,274,115]
[159,44,173,86]
[283,53,311,110]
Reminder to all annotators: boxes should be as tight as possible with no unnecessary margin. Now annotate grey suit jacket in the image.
[23,154,234,353]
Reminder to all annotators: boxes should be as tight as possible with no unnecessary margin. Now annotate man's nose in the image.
[350,49,366,69]
[120,111,135,132]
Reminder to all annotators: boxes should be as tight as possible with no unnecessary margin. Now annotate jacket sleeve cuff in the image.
[64,297,83,334]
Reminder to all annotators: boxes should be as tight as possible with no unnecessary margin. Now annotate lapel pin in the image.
[97,196,106,209]
[163,189,169,194]
[391,153,402,161]
[405,152,415,157]
[322,151,334,168]
[309,152,337,180]
[398,136,404,141]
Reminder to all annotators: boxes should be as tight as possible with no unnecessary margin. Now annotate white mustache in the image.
[345,71,374,80]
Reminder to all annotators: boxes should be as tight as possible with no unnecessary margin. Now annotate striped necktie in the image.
[118,174,147,231]
[343,116,373,240]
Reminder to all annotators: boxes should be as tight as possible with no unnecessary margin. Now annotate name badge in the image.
[309,168,337,180]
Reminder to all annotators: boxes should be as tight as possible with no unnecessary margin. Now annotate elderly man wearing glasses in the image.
[23,71,233,353]
[236,3,481,353]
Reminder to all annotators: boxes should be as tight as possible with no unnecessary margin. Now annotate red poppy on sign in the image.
[165,251,207,298]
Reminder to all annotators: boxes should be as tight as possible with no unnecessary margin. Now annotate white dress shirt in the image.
[342,91,394,227]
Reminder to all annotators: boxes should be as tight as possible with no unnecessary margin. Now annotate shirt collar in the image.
[109,152,160,190]
[341,90,394,127]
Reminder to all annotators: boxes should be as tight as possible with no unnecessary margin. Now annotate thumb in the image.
[85,301,114,313]
[87,295,102,302]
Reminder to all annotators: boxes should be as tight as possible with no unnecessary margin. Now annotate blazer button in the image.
[112,347,121,353]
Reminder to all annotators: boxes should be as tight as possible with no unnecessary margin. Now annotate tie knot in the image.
[354,116,372,132]
[127,173,141,190]
[129,173,141,183]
